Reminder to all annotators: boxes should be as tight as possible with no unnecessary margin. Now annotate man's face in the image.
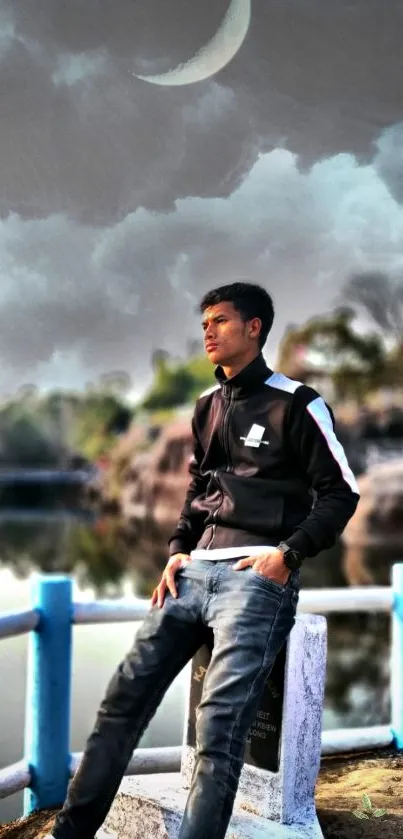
[202,301,259,366]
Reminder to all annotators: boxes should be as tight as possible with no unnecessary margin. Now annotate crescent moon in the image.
[135,0,251,87]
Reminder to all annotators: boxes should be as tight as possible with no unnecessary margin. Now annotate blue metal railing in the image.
[0,566,402,817]
[0,469,92,484]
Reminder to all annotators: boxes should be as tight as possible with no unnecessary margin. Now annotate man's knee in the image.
[98,645,145,718]
[195,701,239,756]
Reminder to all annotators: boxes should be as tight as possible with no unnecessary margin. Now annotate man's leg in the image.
[52,574,206,839]
[179,564,299,839]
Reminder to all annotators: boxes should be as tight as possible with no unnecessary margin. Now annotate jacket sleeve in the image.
[168,412,208,557]
[284,386,360,558]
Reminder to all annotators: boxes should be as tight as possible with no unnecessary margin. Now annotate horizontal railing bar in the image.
[0,761,31,798]
[321,724,393,755]
[125,746,183,775]
[0,509,96,524]
[0,470,91,484]
[73,588,393,625]
[0,609,39,640]
[73,600,151,624]
[298,587,392,613]
[71,726,395,776]
[0,589,393,640]
[70,746,183,777]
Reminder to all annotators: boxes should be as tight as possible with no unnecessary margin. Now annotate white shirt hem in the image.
[190,546,275,560]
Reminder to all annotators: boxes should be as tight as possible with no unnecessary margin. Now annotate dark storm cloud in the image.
[1,0,257,224]
[2,0,403,225]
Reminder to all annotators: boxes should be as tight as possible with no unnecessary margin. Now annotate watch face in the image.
[278,542,302,569]
[284,550,302,570]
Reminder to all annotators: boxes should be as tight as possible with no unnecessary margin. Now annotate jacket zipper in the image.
[206,387,233,550]
[206,470,220,549]
[223,388,233,470]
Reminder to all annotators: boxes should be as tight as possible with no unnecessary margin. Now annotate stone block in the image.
[104,773,324,839]
[181,614,327,826]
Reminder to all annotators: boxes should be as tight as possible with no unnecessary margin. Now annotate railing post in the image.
[391,562,403,750]
[24,575,73,814]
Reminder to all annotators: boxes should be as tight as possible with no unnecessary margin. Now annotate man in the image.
[50,282,360,839]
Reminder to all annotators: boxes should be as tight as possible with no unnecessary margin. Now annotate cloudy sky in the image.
[1,0,403,397]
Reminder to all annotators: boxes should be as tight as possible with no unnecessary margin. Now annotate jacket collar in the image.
[215,353,272,398]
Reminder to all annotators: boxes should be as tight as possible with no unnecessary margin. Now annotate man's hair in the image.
[199,282,275,349]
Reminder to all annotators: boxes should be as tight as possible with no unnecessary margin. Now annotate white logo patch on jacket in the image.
[240,424,269,448]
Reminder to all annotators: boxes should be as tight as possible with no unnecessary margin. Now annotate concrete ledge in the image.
[104,773,324,839]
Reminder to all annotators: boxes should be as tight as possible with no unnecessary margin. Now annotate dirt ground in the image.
[0,749,402,839]
[316,748,403,838]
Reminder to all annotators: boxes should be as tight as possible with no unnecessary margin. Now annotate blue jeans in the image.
[53,560,299,839]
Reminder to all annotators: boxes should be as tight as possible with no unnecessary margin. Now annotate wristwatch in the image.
[277,541,303,570]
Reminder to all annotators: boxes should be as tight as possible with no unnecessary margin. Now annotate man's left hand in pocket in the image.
[233,547,290,586]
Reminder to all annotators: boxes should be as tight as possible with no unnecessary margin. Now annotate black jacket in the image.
[168,353,360,559]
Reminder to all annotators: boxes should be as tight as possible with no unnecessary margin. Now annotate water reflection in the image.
[0,511,138,597]
[0,511,392,823]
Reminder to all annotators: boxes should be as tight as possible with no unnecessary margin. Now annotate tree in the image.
[142,357,194,411]
[342,271,403,343]
[142,352,214,412]
[151,349,171,370]
[72,392,134,460]
[16,384,38,402]
[276,308,387,401]
[0,405,63,466]
[97,370,132,397]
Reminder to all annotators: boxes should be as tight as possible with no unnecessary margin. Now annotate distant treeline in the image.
[0,389,133,468]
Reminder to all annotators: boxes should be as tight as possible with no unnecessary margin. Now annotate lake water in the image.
[0,513,391,824]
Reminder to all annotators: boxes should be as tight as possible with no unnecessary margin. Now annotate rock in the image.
[342,458,403,585]
[118,418,193,563]
[104,774,324,839]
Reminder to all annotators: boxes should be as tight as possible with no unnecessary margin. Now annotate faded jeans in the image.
[52,559,299,839]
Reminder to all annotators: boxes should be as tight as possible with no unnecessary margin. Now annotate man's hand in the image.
[233,548,290,586]
[151,553,191,608]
